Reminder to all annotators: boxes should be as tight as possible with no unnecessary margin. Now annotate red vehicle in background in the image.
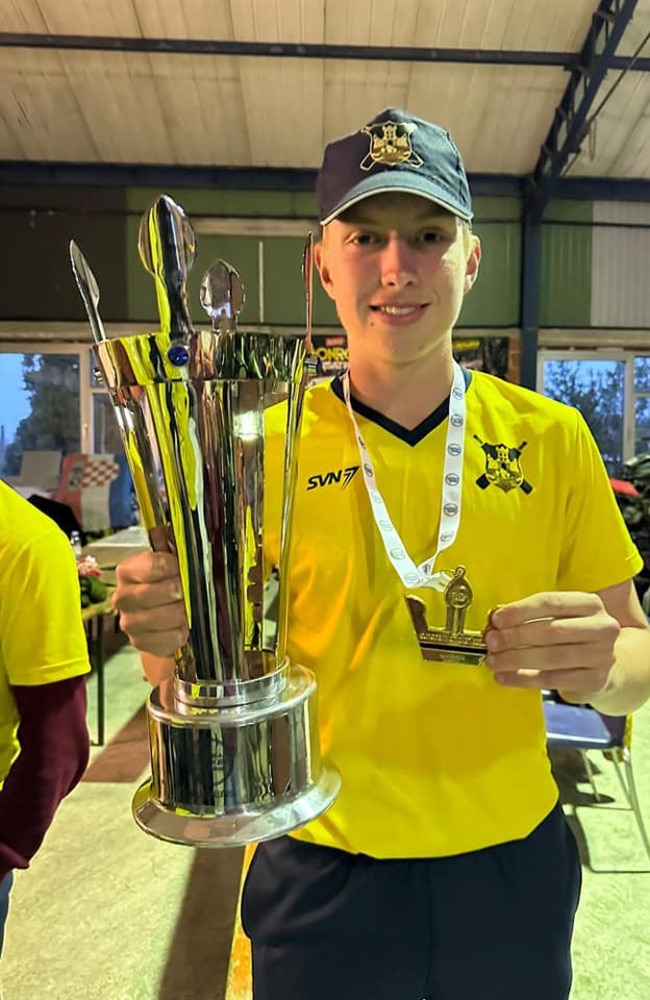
[611,452,650,613]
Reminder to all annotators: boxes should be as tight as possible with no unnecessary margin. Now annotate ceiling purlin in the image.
[2,31,650,74]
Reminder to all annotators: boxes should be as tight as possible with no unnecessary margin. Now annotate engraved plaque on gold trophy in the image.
[406,566,487,665]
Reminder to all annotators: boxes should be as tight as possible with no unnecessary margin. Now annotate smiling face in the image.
[315,191,481,372]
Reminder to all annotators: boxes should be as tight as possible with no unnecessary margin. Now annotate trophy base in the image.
[132,664,341,847]
[417,639,486,666]
[132,765,340,847]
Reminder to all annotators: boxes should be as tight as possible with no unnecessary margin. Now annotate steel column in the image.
[521,0,638,390]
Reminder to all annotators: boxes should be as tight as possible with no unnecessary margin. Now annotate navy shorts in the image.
[241,802,582,1000]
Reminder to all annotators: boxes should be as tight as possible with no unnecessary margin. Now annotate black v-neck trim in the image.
[329,367,472,446]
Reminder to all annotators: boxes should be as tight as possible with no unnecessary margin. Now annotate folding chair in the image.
[544,698,650,860]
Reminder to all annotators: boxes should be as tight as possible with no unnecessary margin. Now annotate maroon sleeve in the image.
[0,676,90,879]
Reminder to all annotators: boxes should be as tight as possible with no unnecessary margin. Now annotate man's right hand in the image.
[112,551,189,658]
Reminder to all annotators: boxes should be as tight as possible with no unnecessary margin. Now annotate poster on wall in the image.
[311,334,349,376]
[310,333,510,380]
[453,336,510,380]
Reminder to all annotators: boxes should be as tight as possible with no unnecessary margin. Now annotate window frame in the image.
[538,348,650,463]
[0,342,92,454]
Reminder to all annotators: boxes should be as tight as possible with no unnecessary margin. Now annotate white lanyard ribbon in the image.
[342,360,467,591]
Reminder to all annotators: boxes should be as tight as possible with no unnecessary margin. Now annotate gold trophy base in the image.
[412,629,486,665]
[132,664,341,847]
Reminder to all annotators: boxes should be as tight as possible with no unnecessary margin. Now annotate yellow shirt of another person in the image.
[0,482,90,783]
[264,370,642,859]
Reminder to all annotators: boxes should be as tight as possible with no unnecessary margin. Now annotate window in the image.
[90,359,124,454]
[634,357,650,455]
[0,350,85,476]
[539,351,650,475]
[0,343,130,481]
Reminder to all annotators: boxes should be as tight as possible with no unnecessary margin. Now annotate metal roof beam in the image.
[553,177,650,200]
[0,161,525,196]
[1,31,649,72]
[520,0,638,391]
[5,162,650,203]
[530,0,639,210]
[6,163,650,205]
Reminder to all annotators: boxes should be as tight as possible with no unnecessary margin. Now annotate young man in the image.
[112,109,650,999]
[0,481,90,956]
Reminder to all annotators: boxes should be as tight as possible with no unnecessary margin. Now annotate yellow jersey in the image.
[0,482,90,782]
[263,370,642,858]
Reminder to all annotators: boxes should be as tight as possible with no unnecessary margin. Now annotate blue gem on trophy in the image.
[167,345,190,367]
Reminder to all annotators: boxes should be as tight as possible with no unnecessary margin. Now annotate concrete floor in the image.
[2,635,243,1000]
[3,631,650,999]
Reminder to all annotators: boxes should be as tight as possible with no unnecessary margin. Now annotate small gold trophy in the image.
[406,566,487,665]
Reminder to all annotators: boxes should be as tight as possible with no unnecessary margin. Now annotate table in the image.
[10,485,52,500]
[82,596,116,746]
[81,528,148,744]
[84,525,149,573]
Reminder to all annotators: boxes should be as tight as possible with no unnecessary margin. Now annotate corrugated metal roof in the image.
[0,0,648,182]
[0,0,594,48]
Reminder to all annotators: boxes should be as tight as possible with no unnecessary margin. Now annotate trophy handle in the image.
[147,524,176,554]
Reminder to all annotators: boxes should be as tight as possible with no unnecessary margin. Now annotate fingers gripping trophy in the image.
[70,195,340,846]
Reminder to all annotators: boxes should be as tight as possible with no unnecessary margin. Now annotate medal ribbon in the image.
[342,360,466,591]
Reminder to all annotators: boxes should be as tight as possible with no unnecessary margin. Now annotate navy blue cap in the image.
[316,109,473,225]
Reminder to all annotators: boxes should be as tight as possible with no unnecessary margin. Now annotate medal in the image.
[405,565,486,664]
[342,362,488,664]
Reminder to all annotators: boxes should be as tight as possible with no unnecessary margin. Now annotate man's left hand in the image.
[484,591,621,699]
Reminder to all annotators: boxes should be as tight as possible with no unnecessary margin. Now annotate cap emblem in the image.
[359,121,424,171]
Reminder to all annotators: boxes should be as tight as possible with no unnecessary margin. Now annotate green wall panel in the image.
[122,188,593,332]
[259,237,305,326]
[123,189,525,329]
[457,221,521,327]
[262,236,336,326]
[311,272,338,327]
[0,182,604,334]
[540,201,592,327]
[0,185,128,322]
[126,191,518,225]
[545,200,594,223]
[473,196,522,222]
[126,216,261,325]
[126,187,317,219]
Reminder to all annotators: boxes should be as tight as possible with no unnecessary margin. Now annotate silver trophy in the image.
[70,195,340,846]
